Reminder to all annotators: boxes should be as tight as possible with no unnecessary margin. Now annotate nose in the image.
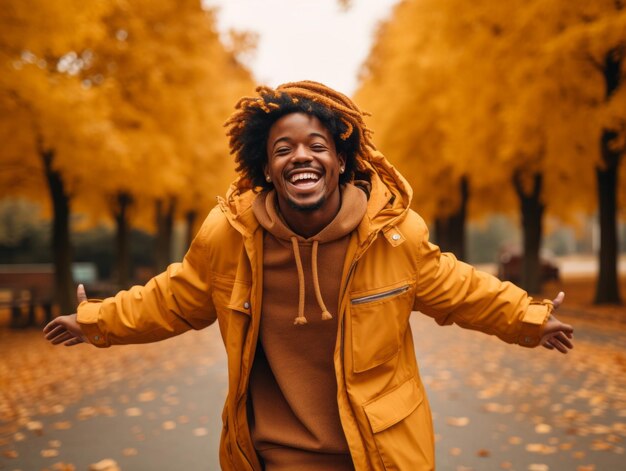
[292,144,313,163]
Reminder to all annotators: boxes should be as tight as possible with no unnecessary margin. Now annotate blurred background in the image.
[0,0,624,325]
[1,1,625,469]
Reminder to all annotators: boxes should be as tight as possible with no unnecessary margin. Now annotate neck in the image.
[278,193,341,238]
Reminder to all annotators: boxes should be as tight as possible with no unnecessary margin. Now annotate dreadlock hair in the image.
[224,80,375,191]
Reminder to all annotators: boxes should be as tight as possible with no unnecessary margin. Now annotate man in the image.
[44,81,574,470]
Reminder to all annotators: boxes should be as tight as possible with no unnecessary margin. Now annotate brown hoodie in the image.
[249,184,367,470]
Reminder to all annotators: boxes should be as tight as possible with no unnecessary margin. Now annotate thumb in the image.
[77,284,88,304]
[552,291,565,309]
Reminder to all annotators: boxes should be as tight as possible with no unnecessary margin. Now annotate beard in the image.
[287,195,326,212]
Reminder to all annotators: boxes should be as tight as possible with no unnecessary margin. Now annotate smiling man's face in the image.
[265,112,345,225]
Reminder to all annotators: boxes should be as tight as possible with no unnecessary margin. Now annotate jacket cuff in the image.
[77,300,109,347]
[517,300,553,348]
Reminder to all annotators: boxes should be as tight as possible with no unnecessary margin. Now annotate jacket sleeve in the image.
[77,221,217,348]
[412,225,552,348]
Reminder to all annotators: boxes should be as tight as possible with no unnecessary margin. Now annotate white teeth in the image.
[290,172,319,183]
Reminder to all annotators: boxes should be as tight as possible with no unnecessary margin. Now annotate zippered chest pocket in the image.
[351,285,411,305]
[349,282,414,373]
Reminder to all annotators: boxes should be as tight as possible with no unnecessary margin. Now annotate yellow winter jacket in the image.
[77,150,553,470]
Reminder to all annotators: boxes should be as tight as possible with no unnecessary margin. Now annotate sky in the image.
[203,0,399,96]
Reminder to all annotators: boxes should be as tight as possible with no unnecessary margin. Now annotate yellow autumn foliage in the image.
[356,0,626,223]
[0,0,254,232]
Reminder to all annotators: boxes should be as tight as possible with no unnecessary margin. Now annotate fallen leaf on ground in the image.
[27,420,44,435]
[53,421,72,430]
[446,416,470,427]
[2,450,18,458]
[162,420,176,430]
[41,448,59,457]
[88,459,121,471]
[526,443,557,454]
[125,407,142,417]
[77,406,97,420]
[590,440,612,451]
[535,424,552,434]
[138,390,156,402]
[52,463,76,471]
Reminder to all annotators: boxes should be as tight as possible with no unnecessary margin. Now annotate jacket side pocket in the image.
[363,377,434,471]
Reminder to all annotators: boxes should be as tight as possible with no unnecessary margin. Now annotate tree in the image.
[88,0,253,276]
[535,0,626,303]
[356,0,516,262]
[0,0,119,313]
[357,0,625,299]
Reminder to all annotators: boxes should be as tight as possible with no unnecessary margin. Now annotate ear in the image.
[338,153,347,172]
[263,163,270,183]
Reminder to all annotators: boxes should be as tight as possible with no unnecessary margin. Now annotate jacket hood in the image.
[218,146,413,244]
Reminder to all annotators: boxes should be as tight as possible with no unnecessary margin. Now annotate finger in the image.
[549,337,568,354]
[542,342,555,350]
[77,284,88,304]
[43,319,59,334]
[552,291,565,309]
[51,331,73,345]
[561,323,574,335]
[64,337,84,347]
[555,332,574,350]
[45,324,66,341]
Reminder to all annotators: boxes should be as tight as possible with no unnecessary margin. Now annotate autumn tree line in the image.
[355,0,625,304]
[0,0,254,313]
[0,0,624,316]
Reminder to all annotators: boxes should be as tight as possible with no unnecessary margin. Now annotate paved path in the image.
[1,311,624,470]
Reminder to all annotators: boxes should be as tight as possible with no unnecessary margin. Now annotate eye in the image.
[275,146,291,155]
[311,143,326,151]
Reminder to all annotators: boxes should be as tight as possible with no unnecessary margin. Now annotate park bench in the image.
[0,263,98,328]
[0,264,54,328]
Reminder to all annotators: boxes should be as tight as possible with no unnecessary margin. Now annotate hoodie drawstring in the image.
[290,237,333,325]
[290,237,308,325]
[312,240,333,321]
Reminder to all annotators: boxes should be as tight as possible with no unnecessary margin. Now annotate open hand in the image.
[541,291,574,354]
[43,284,90,347]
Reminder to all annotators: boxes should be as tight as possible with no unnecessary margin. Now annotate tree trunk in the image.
[154,198,176,273]
[434,176,468,260]
[594,46,623,304]
[184,209,198,250]
[594,130,622,304]
[114,192,133,289]
[42,150,74,314]
[513,172,544,295]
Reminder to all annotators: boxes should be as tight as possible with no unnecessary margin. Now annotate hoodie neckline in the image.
[252,184,367,244]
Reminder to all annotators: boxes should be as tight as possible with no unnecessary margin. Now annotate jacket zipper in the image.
[351,285,410,305]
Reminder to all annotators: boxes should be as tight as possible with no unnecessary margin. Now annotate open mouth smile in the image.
[287,171,322,189]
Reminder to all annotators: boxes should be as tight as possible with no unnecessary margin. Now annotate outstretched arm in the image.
[42,209,221,348]
[43,284,90,347]
[540,291,574,354]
